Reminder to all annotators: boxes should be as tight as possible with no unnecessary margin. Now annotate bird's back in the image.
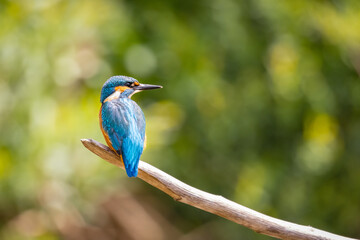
[100,98,146,177]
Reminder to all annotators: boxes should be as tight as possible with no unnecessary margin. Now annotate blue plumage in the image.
[101,99,145,177]
[99,76,162,177]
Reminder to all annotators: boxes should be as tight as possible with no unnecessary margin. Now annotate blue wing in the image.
[101,98,146,177]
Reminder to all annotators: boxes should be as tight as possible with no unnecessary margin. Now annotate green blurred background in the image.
[0,0,359,239]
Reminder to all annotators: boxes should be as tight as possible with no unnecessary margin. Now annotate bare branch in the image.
[81,138,356,240]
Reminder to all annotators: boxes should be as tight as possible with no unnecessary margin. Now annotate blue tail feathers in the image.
[125,163,138,177]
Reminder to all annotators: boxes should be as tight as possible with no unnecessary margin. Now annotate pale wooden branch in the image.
[81,138,357,240]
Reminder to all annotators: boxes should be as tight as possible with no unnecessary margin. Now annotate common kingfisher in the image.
[99,76,162,177]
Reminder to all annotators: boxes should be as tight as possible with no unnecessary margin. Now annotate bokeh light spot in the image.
[124,45,157,77]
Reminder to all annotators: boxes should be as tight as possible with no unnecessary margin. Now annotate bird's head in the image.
[100,75,162,103]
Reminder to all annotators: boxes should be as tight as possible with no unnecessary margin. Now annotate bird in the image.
[99,75,162,177]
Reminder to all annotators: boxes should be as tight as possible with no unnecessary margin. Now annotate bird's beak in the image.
[133,84,163,91]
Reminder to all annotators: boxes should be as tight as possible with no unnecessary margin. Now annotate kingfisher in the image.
[99,75,162,177]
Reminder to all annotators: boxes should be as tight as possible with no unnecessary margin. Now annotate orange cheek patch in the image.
[134,82,139,86]
[115,86,130,92]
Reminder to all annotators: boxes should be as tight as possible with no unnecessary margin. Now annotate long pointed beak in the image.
[133,83,163,90]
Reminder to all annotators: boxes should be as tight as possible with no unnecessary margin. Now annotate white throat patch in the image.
[129,89,142,98]
[104,90,121,102]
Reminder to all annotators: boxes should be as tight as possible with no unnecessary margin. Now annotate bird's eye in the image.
[125,82,132,87]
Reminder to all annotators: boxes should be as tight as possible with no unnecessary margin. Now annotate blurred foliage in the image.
[0,0,360,239]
